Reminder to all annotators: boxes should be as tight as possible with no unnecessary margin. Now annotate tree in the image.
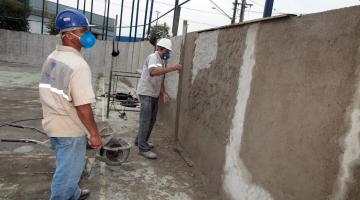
[147,22,170,46]
[46,15,58,35]
[0,0,31,32]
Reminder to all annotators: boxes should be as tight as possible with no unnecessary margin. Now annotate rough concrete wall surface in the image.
[223,23,272,200]
[240,7,360,200]
[166,5,360,200]
[176,27,245,197]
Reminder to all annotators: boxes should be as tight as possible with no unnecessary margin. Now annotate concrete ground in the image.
[0,61,208,200]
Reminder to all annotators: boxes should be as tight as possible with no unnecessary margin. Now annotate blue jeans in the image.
[135,95,159,152]
[49,136,87,200]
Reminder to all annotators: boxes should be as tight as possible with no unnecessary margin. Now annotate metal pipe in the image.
[133,0,140,42]
[147,0,154,38]
[142,0,149,40]
[56,0,59,16]
[77,0,79,10]
[41,0,45,34]
[83,0,86,14]
[90,0,94,31]
[263,0,274,17]
[1,0,5,28]
[101,0,107,40]
[105,0,111,40]
[118,0,124,39]
[128,0,136,42]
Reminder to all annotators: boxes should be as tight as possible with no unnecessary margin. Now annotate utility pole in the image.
[231,0,238,24]
[172,0,181,36]
[155,11,160,26]
[239,0,252,22]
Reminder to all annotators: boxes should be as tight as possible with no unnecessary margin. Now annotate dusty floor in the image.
[0,61,208,200]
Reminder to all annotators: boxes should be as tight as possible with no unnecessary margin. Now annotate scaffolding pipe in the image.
[147,0,154,38]
[142,0,149,40]
[263,0,274,17]
[101,0,107,40]
[105,0,111,40]
[83,0,86,14]
[56,0,59,16]
[90,0,94,31]
[118,0,124,39]
[129,0,136,42]
[41,0,45,34]
[133,0,141,42]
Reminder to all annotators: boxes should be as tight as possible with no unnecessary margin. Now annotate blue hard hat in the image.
[56,9,93,31]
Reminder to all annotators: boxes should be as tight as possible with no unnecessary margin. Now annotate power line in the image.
[154,0,224,15]
[247,0,285,14]
[207,0,232,19]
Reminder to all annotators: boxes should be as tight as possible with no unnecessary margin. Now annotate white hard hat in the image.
[156,38,172,51]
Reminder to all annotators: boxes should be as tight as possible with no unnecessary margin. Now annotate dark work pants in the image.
[135,95,159,152]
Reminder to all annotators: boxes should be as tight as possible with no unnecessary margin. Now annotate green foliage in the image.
[148,22,170,46]
[46,14,58,35]
[0,0,31,32]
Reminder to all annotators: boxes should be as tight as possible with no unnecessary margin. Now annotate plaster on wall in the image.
[332,57,360,200]
[191,31,219,84]
[223,24,273,200]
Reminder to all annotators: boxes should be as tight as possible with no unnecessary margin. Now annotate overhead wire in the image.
[207,0,232,19]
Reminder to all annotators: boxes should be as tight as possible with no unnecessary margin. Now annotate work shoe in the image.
[134,142,154,149]
[78,189,90,200]
[139,150,157,159]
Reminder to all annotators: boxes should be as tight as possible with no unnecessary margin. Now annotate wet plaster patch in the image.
[332,47,360,200]
[223,24,273,200]
[191,31,219,84]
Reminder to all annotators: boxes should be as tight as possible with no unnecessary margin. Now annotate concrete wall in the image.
[173,6,360,200]
[0,29,154,84]
[1,5,360,200]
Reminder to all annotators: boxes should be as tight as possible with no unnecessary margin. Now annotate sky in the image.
[49,0,360,37]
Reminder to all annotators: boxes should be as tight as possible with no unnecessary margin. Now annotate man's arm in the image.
[150,64,182,77]
[75,104,102,150]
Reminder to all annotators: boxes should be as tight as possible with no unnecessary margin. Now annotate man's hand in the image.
[163,93,171,104]
[172,64,182,71]
[89,134,102,150]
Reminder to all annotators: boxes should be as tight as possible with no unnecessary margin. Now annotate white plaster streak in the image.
[99,162,106,200]
[223,24,273,200]
[191,31,219,84]
[332,82,360,199]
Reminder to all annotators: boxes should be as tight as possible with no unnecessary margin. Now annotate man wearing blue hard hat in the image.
[39,9,101,200]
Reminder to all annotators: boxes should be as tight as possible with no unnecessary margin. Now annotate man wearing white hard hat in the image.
[135,38,182,159]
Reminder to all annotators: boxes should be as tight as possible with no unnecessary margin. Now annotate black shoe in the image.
[78,189,90,200]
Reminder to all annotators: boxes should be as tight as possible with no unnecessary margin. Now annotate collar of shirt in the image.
[155,51,165,67]
[56,45,82,56]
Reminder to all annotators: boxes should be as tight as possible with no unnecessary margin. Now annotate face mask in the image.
[162,51,171,60]
[70,31,96,49]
